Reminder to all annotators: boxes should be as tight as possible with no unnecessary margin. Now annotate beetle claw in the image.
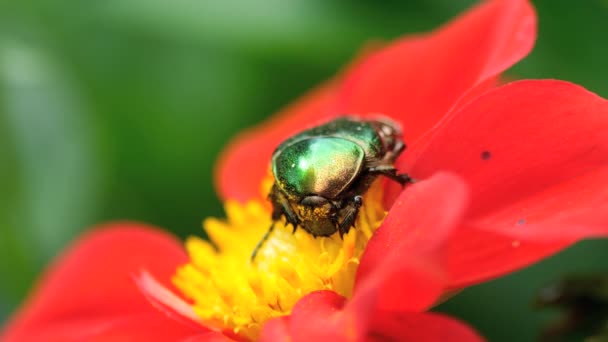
[336,196,362,238]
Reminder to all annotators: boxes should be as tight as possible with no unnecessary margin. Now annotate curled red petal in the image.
[402,80,608,286]
[357,172,470,311]
[259,316,291,342]
[338,0,535,143]
[273,289,389,342]
[286,291,355,342]
[1,223,205,341]
[368,311,485,342]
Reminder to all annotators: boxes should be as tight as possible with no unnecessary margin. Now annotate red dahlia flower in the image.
[3,0,608,340]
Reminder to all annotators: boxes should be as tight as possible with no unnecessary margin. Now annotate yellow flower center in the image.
[172,181,386,340]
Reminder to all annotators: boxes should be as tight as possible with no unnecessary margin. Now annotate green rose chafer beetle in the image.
[252,116,411,260]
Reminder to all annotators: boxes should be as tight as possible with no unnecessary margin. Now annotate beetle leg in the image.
[368,165,413,186]
[269,184,300,231]
[338,195,363,238]
[390,172,413,185]
[251,222,275,262]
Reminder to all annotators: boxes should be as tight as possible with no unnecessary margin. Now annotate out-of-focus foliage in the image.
[535,273,608,340]
[1,0,607,340]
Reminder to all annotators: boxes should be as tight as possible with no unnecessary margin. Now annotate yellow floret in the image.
[172,181,386,340]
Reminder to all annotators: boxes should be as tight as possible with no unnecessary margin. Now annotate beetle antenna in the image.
[251,222,275,262]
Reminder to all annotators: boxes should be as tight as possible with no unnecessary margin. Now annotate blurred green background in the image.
[1,0,607,340]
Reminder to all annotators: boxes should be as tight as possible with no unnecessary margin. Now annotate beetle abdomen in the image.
[272,137,364,199]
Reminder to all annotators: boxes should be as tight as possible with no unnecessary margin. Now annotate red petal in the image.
[135,271,203,327]
[2,313,225,342]
[447,204,608,287]
[357,172,470,311]
[215,82,340,202]
[446,227,568,288]
[2,223,204,341]
[482,201,608,241]
[259,316,291,342]
[368,312,484,342]
[338,0,535,143]
[404,80,608,286]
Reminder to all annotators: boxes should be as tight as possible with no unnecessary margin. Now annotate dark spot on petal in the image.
[517,219,526,226]
[481,150,492,160]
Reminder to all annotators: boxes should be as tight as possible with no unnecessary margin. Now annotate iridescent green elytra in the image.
[273,137,365,199]
[252,116,411,260]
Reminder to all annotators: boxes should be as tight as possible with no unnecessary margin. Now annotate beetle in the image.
[251,116,412,260]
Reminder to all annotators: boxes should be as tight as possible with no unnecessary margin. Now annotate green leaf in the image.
[0,37,102,310]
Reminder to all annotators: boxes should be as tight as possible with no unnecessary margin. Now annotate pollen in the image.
[172,181,386,340]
